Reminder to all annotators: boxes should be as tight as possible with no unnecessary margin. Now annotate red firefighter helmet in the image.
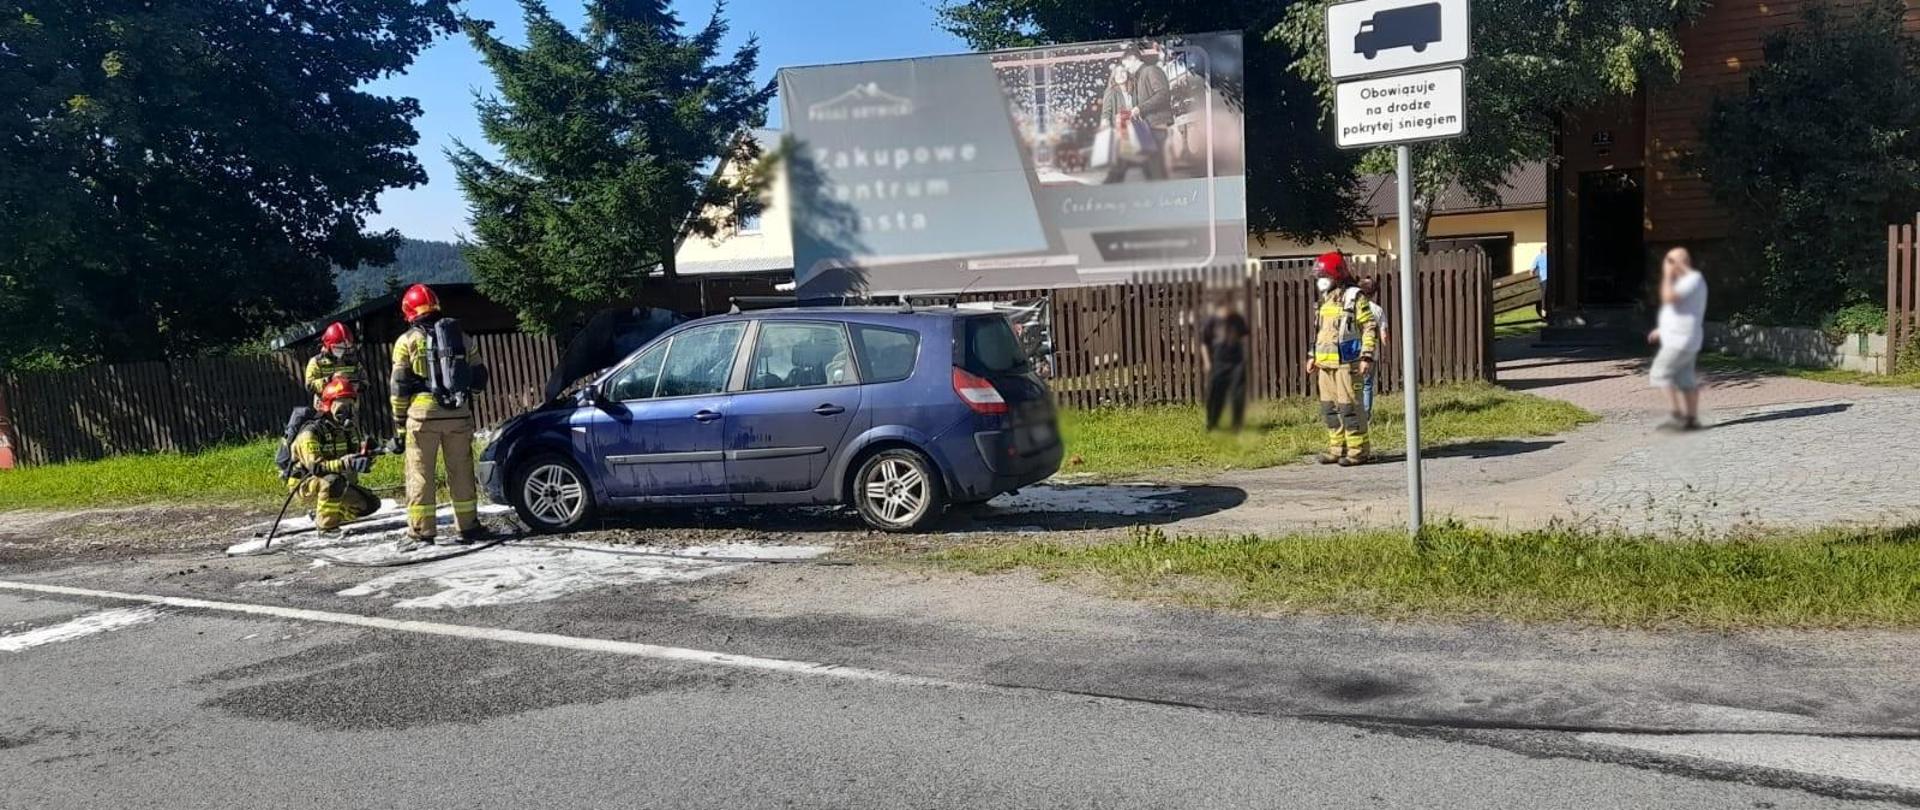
[320,321,353,352]
[319,376,358,415]
[1313,252,1349,283]
[400,283,440,323]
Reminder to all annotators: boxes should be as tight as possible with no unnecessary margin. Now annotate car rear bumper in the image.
[962,427,1063,498]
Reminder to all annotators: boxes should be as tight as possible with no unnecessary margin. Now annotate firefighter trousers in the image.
[1315,364,1370,457]
[295,474,378,531]
[404,413,479,539]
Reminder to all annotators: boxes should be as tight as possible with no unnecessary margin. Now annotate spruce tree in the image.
[454,0,773,333]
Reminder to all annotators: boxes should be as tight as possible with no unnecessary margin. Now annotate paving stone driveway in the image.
[1167,343,1920,536]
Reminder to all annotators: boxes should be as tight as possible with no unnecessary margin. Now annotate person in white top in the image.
[1647,247,1709,431]
[1356,277,1390,414]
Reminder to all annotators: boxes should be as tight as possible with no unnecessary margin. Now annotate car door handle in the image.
[692,410,723,423]
[812,404,846,416]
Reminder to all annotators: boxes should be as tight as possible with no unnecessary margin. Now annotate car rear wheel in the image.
[852,448,945,532]
[510,454,595,533]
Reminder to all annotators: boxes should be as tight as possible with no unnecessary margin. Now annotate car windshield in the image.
[960,315,1030,375]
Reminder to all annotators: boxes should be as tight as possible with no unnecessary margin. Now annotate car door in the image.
[585,321,746,502]
[726,320,863,494]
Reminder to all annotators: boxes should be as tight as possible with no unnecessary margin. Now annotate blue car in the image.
[479,307,1064,532]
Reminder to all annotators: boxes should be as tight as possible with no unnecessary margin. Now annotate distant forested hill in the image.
[334,238,472,304]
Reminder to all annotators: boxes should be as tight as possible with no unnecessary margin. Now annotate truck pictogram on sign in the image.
[1354,2,1442,60]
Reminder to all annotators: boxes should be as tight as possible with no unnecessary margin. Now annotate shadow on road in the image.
[1368,440,1563,464]
[1711,402,1853,430]
[572,485,1251,536]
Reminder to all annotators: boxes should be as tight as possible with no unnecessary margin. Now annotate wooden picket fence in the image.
[0,254,1493,465]
[1890,215,1920,371]
[1,333,563,466]
[1014,250,1492,408]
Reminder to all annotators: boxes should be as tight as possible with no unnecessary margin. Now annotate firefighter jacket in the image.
[1310,287,1380,369]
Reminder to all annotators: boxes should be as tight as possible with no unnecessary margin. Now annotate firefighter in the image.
[1301,252,1379,466]
[304,322,364,407]
[388,283,486,550]
[291,377,380,537]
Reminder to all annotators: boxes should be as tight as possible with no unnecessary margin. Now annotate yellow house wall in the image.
[673,159,795,270]
[1255,208,1546,277]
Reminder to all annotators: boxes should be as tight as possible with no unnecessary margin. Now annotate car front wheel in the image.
[510,454,596,533]
[852,448,945,532]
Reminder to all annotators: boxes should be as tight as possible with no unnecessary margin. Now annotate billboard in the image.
[779,32,1247,296]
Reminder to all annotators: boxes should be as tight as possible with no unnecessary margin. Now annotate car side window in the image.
[655,322,747,398]
[605,342,668,402]
[747,322,858,391]
[850,324,920,384]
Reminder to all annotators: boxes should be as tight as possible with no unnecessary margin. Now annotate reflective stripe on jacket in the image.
[305,354,363,398]
[291,419,359,478]
[1311,288,1379,368]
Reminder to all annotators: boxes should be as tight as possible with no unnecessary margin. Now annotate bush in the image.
[1697,1,1920,326]
[1823,302,1888,337]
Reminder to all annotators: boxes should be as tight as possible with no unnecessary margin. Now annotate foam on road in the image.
[0,606,166,652]
[337,542,835,609]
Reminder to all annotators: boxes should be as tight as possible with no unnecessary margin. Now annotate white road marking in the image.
[1583,733,1920,791]
[5,577,1918,792]
[0,606,167,652]
[0,580,983,692]
[337,543,833,610]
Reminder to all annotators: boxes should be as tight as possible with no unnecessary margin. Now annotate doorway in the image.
[1577,170,1645,305]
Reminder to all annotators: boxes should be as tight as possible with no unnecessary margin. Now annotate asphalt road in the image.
[3,585,1915,809]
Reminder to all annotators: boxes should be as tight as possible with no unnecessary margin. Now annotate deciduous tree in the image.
[0,0,455,368]
[1276,0,1710,252]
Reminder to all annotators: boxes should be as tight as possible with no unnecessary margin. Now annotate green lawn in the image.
[935,523,1920,629]
[1697,351,1920,388]
[0,438,405,511]
[1059,382,1596,479]
[1493,307,1545,341]
[1,383,1592,510]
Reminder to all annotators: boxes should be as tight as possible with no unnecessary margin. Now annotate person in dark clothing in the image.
[1102,42,1173,183]
[1199,293,1250,432]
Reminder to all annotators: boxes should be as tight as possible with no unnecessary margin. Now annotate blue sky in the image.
[366,0,968,241]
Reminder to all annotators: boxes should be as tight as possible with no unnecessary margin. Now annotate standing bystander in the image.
[1356,277,1391,415]
[1198,292,1250,432]
[1647,247,1708,431]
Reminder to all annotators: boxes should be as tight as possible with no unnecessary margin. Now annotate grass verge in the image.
[934,524,1920,629]
[1059,382,1595,479]
[0,438,405,511]
[1494,308,1545,341]
[1698,351,1920,388]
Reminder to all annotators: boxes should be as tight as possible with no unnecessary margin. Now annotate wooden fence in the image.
[1,333,563,466]
[988,250,1492,408]
[0,253,1492,465]
[1890,215,1919,371]
[1492,270,1543,316]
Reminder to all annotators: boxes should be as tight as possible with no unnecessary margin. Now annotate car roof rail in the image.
[905,294,959,310]
[729,295,796,313]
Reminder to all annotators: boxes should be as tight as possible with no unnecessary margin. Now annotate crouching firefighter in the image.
[284,378,381,537]
[1303,252,1379,467]
[388,283,491,551]
[305,321,366,409]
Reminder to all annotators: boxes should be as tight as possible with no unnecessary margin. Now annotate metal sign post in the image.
[1327,0,1471,536]
[1396,145,1423,533]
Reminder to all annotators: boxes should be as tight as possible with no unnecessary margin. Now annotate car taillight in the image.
[952,367,1008,415]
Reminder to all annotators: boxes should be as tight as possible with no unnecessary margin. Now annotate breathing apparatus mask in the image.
[1316,277,1334,294]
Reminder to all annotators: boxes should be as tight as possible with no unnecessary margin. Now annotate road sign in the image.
[1325,0,1470,81]
[1334,66,1465,149]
